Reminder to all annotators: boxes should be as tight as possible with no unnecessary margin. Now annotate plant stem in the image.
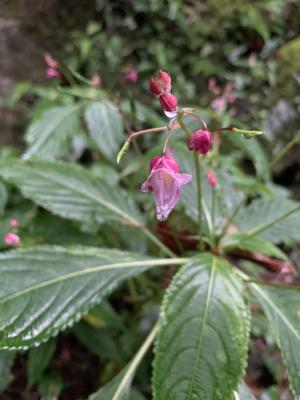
[112,322,159,400]
[177,117,204,251]
[143,227,176,258]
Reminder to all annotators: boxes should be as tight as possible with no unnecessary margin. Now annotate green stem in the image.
[177,117,204,251]
[143,227,176,258]
[112,322,159,400]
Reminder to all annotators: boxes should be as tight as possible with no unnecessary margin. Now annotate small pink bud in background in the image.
[159,92,178,112]
[150,70,172,97]
[9,219,18,227]
[141,149,192,221]
[207,169,218,187]
[91,73,101,88]
[43,52,59,69]
[46,67,61,79]
[211,97,226,113]
[4,232,21,247]
[187,130,213,155]
[208,78,221,95]
[124,68,138,82]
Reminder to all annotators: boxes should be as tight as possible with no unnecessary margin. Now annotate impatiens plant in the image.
[0,66,300,400]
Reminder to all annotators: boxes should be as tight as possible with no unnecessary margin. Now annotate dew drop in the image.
[164,110,178,119]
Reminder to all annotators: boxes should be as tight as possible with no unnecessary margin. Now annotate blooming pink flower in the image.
[211,97,226,113]
[150,70,172,97]
[159,92,178,112]
[208,78,221,95]
[124,68,138,82]
[207,169,218,187]
[187,130,213,155]
[141,149,192,221]
[4,232,20,247]
[9,219,18,227]
[91,73,101,88]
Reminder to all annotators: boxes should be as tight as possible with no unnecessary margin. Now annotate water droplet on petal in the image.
[164,110,177,119]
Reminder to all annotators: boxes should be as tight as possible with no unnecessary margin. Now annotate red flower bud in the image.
[207,169,218,186]
[159,92,178,112]
[150,70,172,97]
[187,130,212,155]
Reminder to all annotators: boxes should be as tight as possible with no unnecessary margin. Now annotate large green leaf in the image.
[27,338,57,387]
[84,101,124,161]
[0,246,183,350]
[0,160,142,227]
[23,105,80,160]
[236,198,300,245]
[251,284,300,397]
[153,254,250,400]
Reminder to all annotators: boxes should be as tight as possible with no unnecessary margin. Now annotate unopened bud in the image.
[159,92,178,112]
[187,130,212,155]
[150,70,172,97]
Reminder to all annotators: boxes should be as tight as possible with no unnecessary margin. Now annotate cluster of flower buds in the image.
[150,71,178,113]
[43,53,61,79]
[4,219,20,247]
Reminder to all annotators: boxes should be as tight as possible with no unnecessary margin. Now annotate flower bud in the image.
[207,169,218,187]
[4,232,20,247]
[159,92,178,112]
[150,149,179,173]
[150,70,172,97]
[187,130,212,155]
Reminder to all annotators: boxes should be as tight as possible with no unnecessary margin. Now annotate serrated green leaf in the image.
[88,366,131,400]
[251,284,300,397]
[0,181,8,214]
[0,246,184,350]
[23,105,80,161]
[85,101,124,161]
[0,160,142,227]
[236,198,300,245]
[153,254,250,400]
[27,338,57,388]
[221,233,288,260]
[0,351,15,392]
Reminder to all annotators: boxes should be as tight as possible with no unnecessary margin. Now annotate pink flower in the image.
[124,68,138,82]
[150,70,172,97]
[141,149,192,221]
[159,92,178,112]
[43,52,59,69]
[208,78,221,95]
[187,130,213,155]
[9,219,18,227]
[4,232,21,247]
[211,97,226,113]
[207,169,218,187]
[91,73,101,88]
[45,67,61,79]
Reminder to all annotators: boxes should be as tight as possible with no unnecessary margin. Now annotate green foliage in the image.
[23,105,80,161]
[236,197,300,245]
[27,338,57,388]
[153,254,250,400]
[0,351,15,391]
[238,381,257,399]
[251,284,300,397]
[0,246,179,349]
[85,101,125,161]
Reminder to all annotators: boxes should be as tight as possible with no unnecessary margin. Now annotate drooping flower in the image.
[159,92,178,112]
[141,149,192,221]
[45,67,61,79]
[9,219,18,227]
[207,169,218,187]
[150,70,172,97]
[4,232,21,247]
[187,130,213,155]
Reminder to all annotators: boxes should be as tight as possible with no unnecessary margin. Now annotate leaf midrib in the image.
[14,163,140,226]
[0,258,185,305]
[186,256,217,399]
[252,284,300,342]
[25,105,79,157]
